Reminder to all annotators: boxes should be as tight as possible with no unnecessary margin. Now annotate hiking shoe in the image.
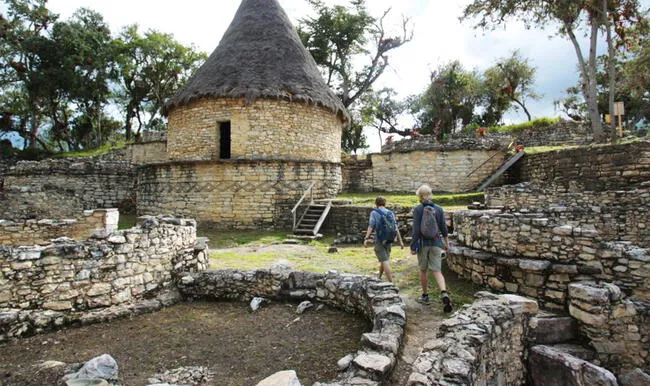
[418,294,430,305]
[442,293,453,313]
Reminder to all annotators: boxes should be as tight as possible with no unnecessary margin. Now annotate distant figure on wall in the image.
[363,196,404,283]
[410,184,452,312]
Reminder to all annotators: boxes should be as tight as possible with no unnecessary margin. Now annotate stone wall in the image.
[514,120,594,147]
[371,149,507,193]
[340,156,373,193]
[485,182,650,248]
[449,210,650,310]
[406,292,539,385]
[0,215,208,341]
[320,205,454,240]
[177,265,405,385]
[514,140,650,190]
[1,158,137,220]
[166,98,343,163]
[0,208,118,246]
[137,160,341,229]
[568,283,650,374]
[127,140,168,164]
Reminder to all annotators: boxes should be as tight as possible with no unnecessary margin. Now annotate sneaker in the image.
[441,292,453,313]
[418,294,430,305]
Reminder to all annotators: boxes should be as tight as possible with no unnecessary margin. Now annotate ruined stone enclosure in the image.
[1,0,650,383]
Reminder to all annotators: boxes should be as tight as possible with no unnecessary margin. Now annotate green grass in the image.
[489,117,561,134]
[118,214,138,230]
[335,192,484,210]
[54,141,127,158]
[197,227,290,249]
[204,230,482,306]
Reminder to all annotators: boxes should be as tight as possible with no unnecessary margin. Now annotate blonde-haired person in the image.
[410,184,452,312]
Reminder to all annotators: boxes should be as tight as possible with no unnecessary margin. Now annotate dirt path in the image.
[390,294,445,385]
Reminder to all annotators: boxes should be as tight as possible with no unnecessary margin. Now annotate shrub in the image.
[489,117,560,135]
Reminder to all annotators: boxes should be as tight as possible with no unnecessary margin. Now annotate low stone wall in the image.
[568,283,650,375]
[320,205,454,240]
[406,292,539,385]
[449,210,650,309]
[515,140,650,190]
[370,149,507,193]
[341,156,373,193]
[1,158,137,220]
[0,215,208,341]
[138,160,341,229]
[177,266,405,385]
[0,208,118,246]
[514,120,594,147]
[485,182,650,248]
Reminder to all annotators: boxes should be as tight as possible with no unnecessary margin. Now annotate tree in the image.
[411,61,483,139]
[0,0,58,149]
[483,50,540,122]
[461,0,645,140]
[113,25,206,140]
[298,0,412,153]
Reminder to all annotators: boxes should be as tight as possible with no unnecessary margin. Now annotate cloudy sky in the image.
[43,0,650,152]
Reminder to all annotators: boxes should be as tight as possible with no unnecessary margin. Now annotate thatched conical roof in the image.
[165,0,348,122]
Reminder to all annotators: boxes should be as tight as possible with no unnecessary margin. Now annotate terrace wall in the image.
[0,215,208,341]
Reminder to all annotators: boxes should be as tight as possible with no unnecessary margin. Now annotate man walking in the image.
[364,196,404,283]
[410,184,452,312]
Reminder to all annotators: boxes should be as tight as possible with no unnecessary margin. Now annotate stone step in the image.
[528,316,578,344]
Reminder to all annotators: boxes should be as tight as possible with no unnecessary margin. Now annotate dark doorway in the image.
[219,121,231,159]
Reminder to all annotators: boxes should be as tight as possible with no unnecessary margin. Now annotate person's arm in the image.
[396,227,404,248]
[364,210,377,247]
[410,205,421,254]
[363,226,374,248]
[438,207,449,251]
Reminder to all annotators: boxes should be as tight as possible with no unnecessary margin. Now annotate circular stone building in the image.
[137,0,348,229]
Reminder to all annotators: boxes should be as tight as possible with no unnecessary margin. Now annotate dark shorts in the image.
[374,242,391,263]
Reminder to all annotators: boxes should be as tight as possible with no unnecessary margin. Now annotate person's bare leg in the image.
[419,270,428,294]
[382,261,393,283]
[432,271,447,292]
[378,263,384,279]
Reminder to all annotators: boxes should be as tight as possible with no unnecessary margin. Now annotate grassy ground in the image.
[335,191,484,209]
[201,229,482,307]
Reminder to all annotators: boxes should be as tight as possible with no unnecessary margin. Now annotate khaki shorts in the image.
[418,246,443,272]
[374,242,391,263]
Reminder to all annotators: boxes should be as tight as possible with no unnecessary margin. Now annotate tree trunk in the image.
[603,0,617,140]
[566,21,604,140]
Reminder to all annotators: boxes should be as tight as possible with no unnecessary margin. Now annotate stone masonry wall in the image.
[371,149,507,193]
[166,98,343,163]
[177,265,405,385]
[0,215,208,341]
[341,156,373,193]
[137,160,341,229]
[0,208,118,246]
[514,120,594,147]
[568,283,649,374]
[485,182,650,248]
[1,158,137,220]
[449,210,650,310]
[516,140,650,190]
[406,292,539,385]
